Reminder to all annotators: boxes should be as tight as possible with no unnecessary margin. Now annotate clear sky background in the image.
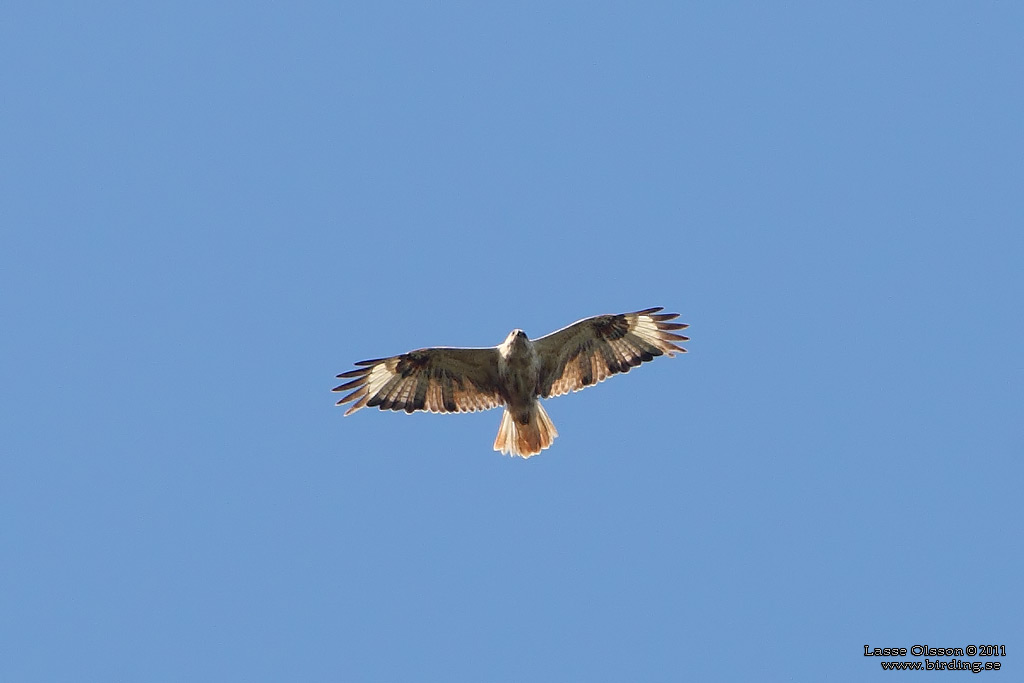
[3,3,1022,681]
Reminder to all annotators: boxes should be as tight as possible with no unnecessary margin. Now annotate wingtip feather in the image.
[336,367,372,379]
[332,377,366,392]
[335,387,366,405]
[343,395,370,416]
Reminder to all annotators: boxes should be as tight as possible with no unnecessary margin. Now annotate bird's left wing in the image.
[333,347,503,416]
[533,307,688,398]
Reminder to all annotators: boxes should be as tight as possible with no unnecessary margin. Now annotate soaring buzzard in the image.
[333,307,688,458]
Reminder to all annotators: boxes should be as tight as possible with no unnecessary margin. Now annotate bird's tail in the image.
[493,402,558,458]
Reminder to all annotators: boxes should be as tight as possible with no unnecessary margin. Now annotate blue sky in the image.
[3,2,1022,681]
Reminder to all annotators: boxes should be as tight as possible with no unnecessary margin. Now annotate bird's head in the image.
[499,328,529,356]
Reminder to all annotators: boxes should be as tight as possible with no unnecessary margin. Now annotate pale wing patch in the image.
[364,363,395,398]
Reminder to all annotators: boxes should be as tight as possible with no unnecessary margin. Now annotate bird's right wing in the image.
[333,347,503,416]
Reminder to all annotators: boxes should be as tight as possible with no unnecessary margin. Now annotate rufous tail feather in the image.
[493,403,558,458]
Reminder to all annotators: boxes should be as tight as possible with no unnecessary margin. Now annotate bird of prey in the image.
[333,307,688,458]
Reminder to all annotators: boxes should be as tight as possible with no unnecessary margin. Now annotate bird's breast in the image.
[497,341,541,405]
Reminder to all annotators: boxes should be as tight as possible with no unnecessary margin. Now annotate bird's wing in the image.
[333,347,503,416]
[533,307,688,398]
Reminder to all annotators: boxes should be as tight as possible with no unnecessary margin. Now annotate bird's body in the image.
[497,330,540,421]
[334,308,688,458]
[494,329,555,456]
